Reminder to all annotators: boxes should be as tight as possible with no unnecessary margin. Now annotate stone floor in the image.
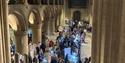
[81,32,92,62]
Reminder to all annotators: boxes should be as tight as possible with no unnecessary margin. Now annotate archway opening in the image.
[8,14,19,63]
[28,11,41,44]
[28,12,36,43]
[8,14,18,31]
[29,12,35,24]
[73,11,81,21]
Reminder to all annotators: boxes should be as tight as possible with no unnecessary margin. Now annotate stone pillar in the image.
[55,15,60,30]
[15,31,28,55]
[59,0,68,26]
[92,0,104,63]
[0,1,4,62]
[32,24,42,44]
[15,31,29,63]
[49,19,53,35]
[0,35,4,63]
[57,16,60,26]
[47,19,53,35]
[24,0,27,4]
[64,0,71,19]
[2,0,11,63]
[118,1,125,63]
[92,0,124,63]
[60,8,66,26]
[43,20,48,34]
[103,0,122,63]
[52,18,56,33]
[0,37,3,63]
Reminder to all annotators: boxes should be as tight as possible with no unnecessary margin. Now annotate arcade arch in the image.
[8,14,18,31]
[28,9,42,44]
[8,13,29,63]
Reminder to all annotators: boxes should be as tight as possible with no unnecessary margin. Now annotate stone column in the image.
[32,24,42,44]
[61,8,66,26]
[55,15,60,30]
[56,15,60,26]
[47,19,53,35]
[0,0,4,62]
[49,19,53,35]
[43,20,48,34]
[0,35,4,63]
[59,0,68,26]
[118,1,125,63]
[103,0,122,63]
[15,31,28,55]
[2,0,11,63]
[0,32,4,63]
[24,0,28,4]
[14,31,29,63]
[64,0,71,19]
[92,0,124,63]
[52,18,56,33]
[92,0,104,63]
[101,0,114,63]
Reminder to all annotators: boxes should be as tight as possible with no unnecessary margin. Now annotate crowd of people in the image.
[54,20,91,63]
[10,19,92,63]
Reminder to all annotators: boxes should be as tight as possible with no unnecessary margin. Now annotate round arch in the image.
[28,12,35,24]
[9,11,27,31]
[28,9,41,25]
[8,14,19,31]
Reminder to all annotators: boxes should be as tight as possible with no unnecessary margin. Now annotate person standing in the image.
[51,57,58,63]
[40,42,46,53]
[33,56,37,63]
[38,53,44,63]
[49,40,54,47]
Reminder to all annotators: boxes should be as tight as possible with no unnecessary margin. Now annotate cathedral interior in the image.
[0,0,125,63]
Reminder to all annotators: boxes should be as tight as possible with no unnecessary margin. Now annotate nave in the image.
[10,19,92,63]
[1,0,125,63]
